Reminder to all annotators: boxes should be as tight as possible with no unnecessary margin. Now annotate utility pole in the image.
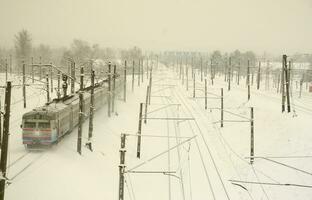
[108,62,112,117]
[285,57,291,113]
[77,92,83,155]
[118,133,126,200]
[221,88,224,128]
[22,61,26,108]
[46,74,50,103]
[250,107,254,164]
[87,69,95,152]
[71,61,76,94]
[0,81,12,200]
[77,65,85,154]
[281,56,286,112]
[124,60,127,102]
[137,103,143,158]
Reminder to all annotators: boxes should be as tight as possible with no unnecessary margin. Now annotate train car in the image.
[21,85,108,148]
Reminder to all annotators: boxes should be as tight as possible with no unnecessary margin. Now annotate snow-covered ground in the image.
[2,62,312,200]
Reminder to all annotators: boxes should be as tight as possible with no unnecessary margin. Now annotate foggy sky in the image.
[0,0,311,54]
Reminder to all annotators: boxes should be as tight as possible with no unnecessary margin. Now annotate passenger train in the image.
[21,77,121,148]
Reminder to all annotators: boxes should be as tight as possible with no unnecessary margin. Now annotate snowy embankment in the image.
[2,63,312,200]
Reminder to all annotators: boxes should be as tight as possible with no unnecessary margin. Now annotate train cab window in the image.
[38,122,50,128]
[24,122,36,128]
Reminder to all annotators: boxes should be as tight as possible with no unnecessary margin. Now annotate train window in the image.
[38,122,50,128]
[24,122,36,128]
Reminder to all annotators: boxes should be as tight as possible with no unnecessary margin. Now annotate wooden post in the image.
[281,57,285,112]
[285,59,291,113]
[250,107,254,164]
[112,65,116,113]
[108,62,111,117]
[205,79,207,110]
[87,69,95,152]
[124,60,127,102]
[221,88,224,128]
[71,61,75,94]
[137,103,143,158]
[77,92,83,155]
[257,61,261,90]
[0,81,12,200]
[132,61,135,92]
[193,73,195,98]
[144,86,149,124]
[118,133,126,200]
[46,74,50,103]
[22,61,26,108]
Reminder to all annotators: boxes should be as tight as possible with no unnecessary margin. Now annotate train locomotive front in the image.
[22,107,59,147]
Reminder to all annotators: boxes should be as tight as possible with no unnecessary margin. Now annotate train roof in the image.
[22,85,105,120]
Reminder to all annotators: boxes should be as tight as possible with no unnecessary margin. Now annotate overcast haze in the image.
[0,0,311,54]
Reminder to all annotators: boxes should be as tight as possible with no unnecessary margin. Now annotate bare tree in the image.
[15,29,32,62]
